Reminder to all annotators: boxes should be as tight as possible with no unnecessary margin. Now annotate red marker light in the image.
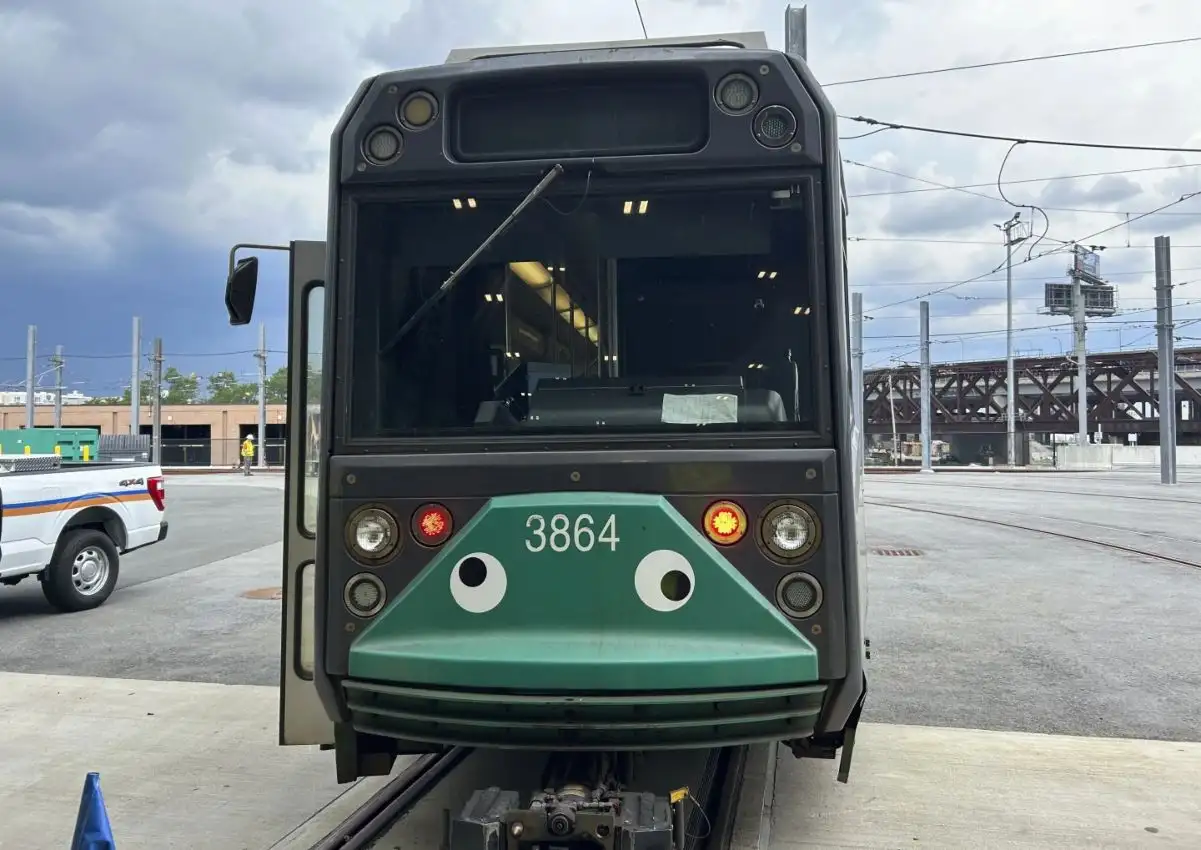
[412,503,453,546]
[703,500,747,546]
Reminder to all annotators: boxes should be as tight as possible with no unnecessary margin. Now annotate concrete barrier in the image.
[1054,444,1201,470]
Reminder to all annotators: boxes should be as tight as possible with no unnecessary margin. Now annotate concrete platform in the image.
[3,671,1197,849]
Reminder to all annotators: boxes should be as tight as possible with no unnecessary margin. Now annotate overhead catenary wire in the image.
[846,162,1201,200]
[838,114,1201,155]
[825,35,1201,87]
[860,191,1201,314]
[844,159,1201,220]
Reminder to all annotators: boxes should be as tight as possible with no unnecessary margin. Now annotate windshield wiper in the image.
[380,163,565,355]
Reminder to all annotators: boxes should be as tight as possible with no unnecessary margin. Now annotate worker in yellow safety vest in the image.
[241,434,255,476]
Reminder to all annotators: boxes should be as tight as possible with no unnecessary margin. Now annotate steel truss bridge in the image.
[864,347,1201,437]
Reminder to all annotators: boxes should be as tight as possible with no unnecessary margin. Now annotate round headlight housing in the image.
[752,105,798,149]
[714,73,759,115]
[344,573,387,618]
[759,501,820,562]
[362,126,404,165]
[346,506,400,564]
[775,572,823,619]
[399,91,439,130]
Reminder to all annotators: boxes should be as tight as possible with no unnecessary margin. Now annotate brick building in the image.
[0,403,288,467]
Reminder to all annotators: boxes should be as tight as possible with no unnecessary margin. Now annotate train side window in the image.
[301,285,325,535]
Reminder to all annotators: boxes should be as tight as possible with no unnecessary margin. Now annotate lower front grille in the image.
[343,679,827,750]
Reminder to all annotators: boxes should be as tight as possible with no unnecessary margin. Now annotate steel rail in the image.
[867,500,1201,570]
[309,746,472,850]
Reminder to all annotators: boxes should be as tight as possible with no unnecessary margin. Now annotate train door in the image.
[279,240,335,745]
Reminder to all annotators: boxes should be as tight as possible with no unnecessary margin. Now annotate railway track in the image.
[867,500,1201,571]
[309,746,471,850]
[872,477,1201,507]
[304,745,750,850]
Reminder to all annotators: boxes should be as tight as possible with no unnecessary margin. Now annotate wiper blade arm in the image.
[380,163,565,355]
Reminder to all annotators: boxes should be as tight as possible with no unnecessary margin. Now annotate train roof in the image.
[444,31,770,64]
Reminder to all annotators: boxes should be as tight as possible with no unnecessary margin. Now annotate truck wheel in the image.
[41,529,121,612]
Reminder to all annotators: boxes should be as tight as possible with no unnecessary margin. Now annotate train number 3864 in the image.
[524,513,620,553]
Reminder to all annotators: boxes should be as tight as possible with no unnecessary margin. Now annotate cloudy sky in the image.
[3,0,1200,397]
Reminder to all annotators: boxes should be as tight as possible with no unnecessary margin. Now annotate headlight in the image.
[714,73,759,115]
[362,126,403,165]
[759,501,820,561]
[399,91,439,130]
[344,573,387,618]
[346,506,400,563]
[775,572,823,619]
[752,105,797,149]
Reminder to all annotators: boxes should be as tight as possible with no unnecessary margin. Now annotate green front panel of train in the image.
[348,492,819,691]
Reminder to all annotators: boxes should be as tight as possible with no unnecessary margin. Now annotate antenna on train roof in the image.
[784,4,808,60]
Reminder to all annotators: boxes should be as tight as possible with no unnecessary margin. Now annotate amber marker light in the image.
[412,503,454,547]
[703,500,748,546]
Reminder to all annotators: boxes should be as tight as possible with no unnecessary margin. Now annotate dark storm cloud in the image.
[0,0,381,213]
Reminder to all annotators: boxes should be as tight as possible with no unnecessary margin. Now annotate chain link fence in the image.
[155,438,288,469]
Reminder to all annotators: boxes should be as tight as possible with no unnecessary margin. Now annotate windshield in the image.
[347,184,822,440]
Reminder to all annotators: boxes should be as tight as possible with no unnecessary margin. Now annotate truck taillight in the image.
[148,476,165,511]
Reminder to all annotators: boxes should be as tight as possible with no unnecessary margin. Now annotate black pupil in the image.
[660,570,691,602]
[460,557,487,588]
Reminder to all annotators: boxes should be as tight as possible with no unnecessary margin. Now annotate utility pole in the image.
[919,300,932,472]
[130,316,142,436]
[24,325,36,429]
[151,338,164,466]
[1154,236,1177,485]
[52,345,64,428]
[1045,245,1115,448]
[256,322,268,467]
[851,292,864,467]
[997,213,1027,465]
[1071,271,1088,445]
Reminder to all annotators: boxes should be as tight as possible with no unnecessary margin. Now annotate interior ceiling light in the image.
[508,261,599,345]
[757,270,778,280]
[452,198,477,209]
[622,200,649,215]
[793,306,810,315]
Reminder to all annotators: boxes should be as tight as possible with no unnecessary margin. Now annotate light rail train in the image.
[224,18,866,848]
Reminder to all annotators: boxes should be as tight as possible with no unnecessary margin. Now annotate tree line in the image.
[86,366,290,406]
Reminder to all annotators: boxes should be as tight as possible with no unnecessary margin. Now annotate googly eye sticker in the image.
[450,552,507,613]
[634,549,695,612]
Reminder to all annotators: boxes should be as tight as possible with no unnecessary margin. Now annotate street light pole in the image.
[996,213,1027,466]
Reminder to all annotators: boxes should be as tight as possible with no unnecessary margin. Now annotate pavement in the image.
[0,474,285,685]
[1,469,1199,848]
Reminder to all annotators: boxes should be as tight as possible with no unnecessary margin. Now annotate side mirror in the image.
[226,257,259,326]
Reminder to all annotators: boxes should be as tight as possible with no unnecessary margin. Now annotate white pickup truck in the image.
[0,455,168,612]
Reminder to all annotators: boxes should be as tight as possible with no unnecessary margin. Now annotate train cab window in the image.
[348,186,823,440]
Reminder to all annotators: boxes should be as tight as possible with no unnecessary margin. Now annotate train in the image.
[223,16,865,848]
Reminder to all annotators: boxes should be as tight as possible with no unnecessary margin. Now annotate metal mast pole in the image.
[997,214,1026,465]
[24,325,36,429]
[919,300,932,471]
[1071,275,1088,444]
[851,292,864,467]
[52,345,64,428]
[151,338,164,466]
[130,316,142,436]
[257,322,268,467]
[1154,236,1177,484]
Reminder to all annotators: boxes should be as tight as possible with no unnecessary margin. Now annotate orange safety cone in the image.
[71,772,116,849]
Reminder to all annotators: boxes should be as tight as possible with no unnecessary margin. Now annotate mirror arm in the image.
[229,242,291,277]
